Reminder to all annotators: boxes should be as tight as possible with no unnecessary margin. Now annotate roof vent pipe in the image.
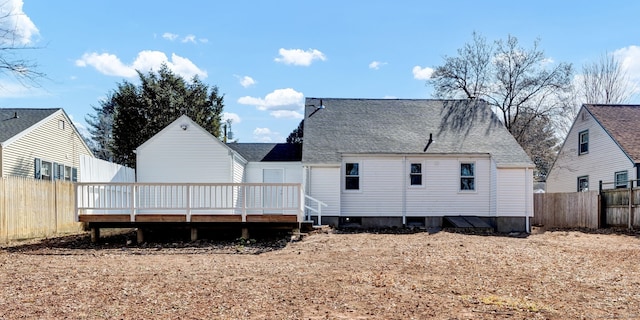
[13,111,18,119]
[423,133,434,152]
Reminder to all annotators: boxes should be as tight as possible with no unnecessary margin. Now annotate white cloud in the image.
[369,61,387,70]
[182,34,196,43]
[274,48,326,66]
[221,112,241,124]
[382,95,397,99]
[75,51,207,79]
[0,0,39,45]
[614,46,640,83]
[0,79,36,97]
[270,110,303,119]
[162,32,178,41]
[412,65,434,80]
[253,127,284,142]
[238,75,256,88]
[237,88,304,112]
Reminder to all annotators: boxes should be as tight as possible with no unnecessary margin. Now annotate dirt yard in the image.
[1,227,639,319]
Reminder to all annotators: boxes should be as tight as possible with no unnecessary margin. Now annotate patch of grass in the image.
[478,295,552,313]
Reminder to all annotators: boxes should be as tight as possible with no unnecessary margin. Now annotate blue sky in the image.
[3,0,640,142]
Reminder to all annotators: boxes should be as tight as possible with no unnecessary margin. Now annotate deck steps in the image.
[443,216,494,232]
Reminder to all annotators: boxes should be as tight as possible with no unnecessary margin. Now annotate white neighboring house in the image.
[546,104,640,193]
[302,98,535,232]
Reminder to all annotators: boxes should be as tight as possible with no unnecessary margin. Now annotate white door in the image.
[263,169,284,213]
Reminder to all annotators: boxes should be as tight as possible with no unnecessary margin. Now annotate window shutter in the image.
[72,168,78,182]
[34,158,41,179]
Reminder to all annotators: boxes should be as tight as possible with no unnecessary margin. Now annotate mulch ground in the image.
[1,227,639,319]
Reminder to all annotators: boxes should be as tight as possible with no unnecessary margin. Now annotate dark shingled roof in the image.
[227,143,302,162]
[0,108,60,144]
[584,104,640,163]
[302,98,533,166]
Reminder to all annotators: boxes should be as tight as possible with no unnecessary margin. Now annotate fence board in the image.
[533,191,599,229]
[0,177,83,243]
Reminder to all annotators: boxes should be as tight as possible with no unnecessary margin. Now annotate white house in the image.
[546,104,640,193]
[302,98,535,232]
[130,99,534,233]
[135,115,303,185]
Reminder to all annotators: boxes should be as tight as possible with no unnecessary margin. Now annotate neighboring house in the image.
[0,108,93,180]
[135,115,302,184]
[546,104,640,193]
[302,98,535,232]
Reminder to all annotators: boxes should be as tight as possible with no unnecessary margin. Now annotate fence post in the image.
[629,180,634,230]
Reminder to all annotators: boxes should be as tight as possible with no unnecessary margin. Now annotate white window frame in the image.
[41,161,52,181]
[408,161,424,187]
[615,171,628,189]
[344,162,360,191]
[578,130,589,155]
[460,162,476,192]
[58,119,65,130]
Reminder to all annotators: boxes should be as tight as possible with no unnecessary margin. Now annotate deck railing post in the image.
[130,183,136,222]
[186,184,191,222]
[242,185,247,222]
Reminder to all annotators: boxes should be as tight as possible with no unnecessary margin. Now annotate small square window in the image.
[58,120,65,130]
[460,163,475,191]
[615,171,628,189]
[577,176,589,192]
[579,130,589,155]
[410,163,422,186]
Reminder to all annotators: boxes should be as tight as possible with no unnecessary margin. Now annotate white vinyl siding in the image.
[136,119,234,183]
[244,162,303,184]
[232,155,245,183]
[307,166,340,216]
[496,168,533,217]
[337,156,495,217]
[341,157,403,216]
[404,157,492,217]
[1,111,92,178]
[547,107,636,193]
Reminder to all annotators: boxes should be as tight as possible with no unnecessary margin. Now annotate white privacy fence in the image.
[76,182,304,222]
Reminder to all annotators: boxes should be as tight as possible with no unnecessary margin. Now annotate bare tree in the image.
[0,3,44,86]
[581,53,634,104]
[429,33,573,180]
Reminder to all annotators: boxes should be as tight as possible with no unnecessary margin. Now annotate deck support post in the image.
[241,227,250,239]
[137,228,144,243]
[90,227,100,243]
[191,228,198,241]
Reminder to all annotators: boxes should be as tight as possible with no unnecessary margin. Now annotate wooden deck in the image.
[75,182,312,242]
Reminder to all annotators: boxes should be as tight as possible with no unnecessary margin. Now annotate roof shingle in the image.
[0,108,60,144]
[584,104,640,163]
[301,98,532,166]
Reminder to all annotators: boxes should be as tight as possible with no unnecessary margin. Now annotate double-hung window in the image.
[615,171,628,189]
[345,163,360,190]
[579,130,589,155]
[460,163,475,191]
[410,163,422,186]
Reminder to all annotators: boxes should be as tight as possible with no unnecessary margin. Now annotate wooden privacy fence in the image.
[533,191,600,229]
[0,176,82,243]
[599,187,640,228]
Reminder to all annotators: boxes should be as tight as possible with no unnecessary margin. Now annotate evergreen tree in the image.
[87,64,225,167]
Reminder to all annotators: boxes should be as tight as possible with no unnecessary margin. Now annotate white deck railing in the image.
[76,182,304,223]
[304,195,328,226]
